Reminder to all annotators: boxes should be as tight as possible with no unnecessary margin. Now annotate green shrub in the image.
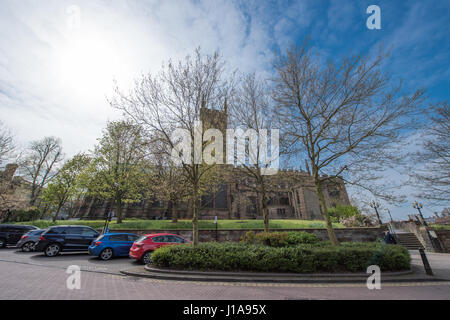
[286,232,319,245]
[241,231,319,247]
[328,205,360,222]
[5,209,41,222]
[151,242,410,273]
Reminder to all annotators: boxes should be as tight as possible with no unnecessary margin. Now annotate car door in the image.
[7,226,24,244]
[126,234,139,254]
[151,236,166,249]
[62,227,85,250]
[80,227,100,248]
[157,235,173,249]
[109,234,129,255]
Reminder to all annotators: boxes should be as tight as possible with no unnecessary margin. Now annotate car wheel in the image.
[21,242,35,252]
[141,251,152,264]
[99,248,114,261]
[44,244,61,257]
[0,238,6,248]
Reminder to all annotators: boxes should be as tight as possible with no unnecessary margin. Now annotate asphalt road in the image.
[0,247,449,300]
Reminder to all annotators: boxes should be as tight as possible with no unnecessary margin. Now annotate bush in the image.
[328,205,360,223]
[151,242,410,273]
[241,231,319,247]
[4,209,41,222]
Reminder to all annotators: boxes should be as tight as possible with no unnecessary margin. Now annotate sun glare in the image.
[55,32,122,98]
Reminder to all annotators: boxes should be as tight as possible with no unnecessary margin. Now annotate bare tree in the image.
[21,137,64,206]
[410,102,449,204]
[272,41,425,245]
[110,49,232,245]
[227,73,285,232]
[0,121,15,167]
[0,122,17,214]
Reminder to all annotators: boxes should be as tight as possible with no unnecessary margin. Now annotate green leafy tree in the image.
[328,205,360,223]
[41,153,90,222]
[146,139,189,223]
[82,120,148,224]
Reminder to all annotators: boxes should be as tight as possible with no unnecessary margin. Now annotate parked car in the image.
[129,233,191,264]
[16,229,47,252]
[0,224,38,248]
[34,225,100,257]
[88,233,140,261]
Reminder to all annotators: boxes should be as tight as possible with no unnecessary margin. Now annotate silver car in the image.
[16,229,46,252]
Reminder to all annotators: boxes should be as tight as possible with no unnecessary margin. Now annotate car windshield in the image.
[95,235,104,241]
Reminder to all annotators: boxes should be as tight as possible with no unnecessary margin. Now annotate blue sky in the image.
[0,0,448,219]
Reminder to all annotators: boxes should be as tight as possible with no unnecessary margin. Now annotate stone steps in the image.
[395,233,424,250]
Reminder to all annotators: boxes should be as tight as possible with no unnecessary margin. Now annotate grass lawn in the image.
[431,224,450,230]
[15,219,344,230]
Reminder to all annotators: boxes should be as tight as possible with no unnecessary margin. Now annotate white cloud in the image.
[0,0,275,157]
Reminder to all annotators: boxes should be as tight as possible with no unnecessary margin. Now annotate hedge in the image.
[151,242,411,273]
[241,231,319,247]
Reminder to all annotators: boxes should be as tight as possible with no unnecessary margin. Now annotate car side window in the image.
[127,235,139,242]
[82,228,98,237]
[152,236,164,243]
[172,236,185,243]
[109,235,128,241]
[64,227,83,235]
[166,235,177,243]
[46,228,61,234]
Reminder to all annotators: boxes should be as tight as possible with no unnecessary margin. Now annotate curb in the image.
[145,266,414,278]
[119,266,449,284]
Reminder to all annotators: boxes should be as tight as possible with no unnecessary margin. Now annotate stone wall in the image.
[0,164,32,215]
[103,227,386,243]
[435,230,450,253]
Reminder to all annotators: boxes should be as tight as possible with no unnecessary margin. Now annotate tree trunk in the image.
[171,200,178,223]
[116,200,123,224]
[314,177,339,246]
[261,189,269,233]
[52,205,63,222]
[192,185,199,246]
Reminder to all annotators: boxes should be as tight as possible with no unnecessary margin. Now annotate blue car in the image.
[88,233,140,261]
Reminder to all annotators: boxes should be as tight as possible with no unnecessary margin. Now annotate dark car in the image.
[16,229,46,252]
[35,225,100,257]
[0,224,38,248]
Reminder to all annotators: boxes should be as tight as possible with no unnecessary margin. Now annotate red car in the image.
[129,233,191,264]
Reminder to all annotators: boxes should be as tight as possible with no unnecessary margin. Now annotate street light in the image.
[369,200,383,225]
[386,209,394,223]
[412,201,428,227]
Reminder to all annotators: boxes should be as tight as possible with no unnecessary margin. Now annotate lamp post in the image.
[214,216,218,241]
[413,201,428,227]
[386,209,394,223]
[369,201,383,225]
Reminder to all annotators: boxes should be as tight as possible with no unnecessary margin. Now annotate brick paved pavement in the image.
[0,256,449,300]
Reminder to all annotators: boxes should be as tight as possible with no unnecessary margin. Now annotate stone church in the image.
[77,108,351,221]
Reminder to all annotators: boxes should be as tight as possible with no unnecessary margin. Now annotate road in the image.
[0,247,449,300]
